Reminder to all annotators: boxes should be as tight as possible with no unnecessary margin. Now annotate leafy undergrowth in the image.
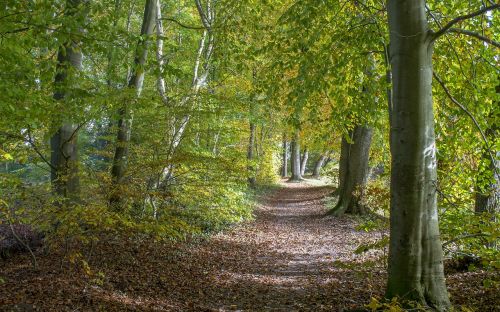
[1,181,499,311]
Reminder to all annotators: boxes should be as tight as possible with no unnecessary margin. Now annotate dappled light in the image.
[1,0,499,310]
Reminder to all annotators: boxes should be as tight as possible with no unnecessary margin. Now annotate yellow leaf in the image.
[366,297,380,311]
[2,153,13,160]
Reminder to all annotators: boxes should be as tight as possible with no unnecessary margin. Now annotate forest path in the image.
[1,180,495,311]
[180,180,385,311]
[1,180,386,312]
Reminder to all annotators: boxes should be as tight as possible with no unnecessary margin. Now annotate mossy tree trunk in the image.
[110,0,156,209]
[50,0,85,202]
[330,125,372,215]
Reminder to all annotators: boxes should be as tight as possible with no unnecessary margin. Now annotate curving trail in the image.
[175,181,386,311]
[1,180,497,311]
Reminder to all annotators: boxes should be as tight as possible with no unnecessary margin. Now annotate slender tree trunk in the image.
[289,130,302,182]
[475,83,499,214]
[50,0,84,202]
[247,122,256,187]
[330,125,372,215]
[110,0,156,209]
[383,43,393,122]
[300,147,308,176]
[475,141,499,214]
[312,154,327,178]
[157,2,214,186]
[386,1,450,309]
[281,134,288,178]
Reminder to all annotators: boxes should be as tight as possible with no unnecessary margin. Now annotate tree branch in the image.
[0,27,30,35]
[25,128,57,171]
[433,72,499,177]
[194,0,211,30]
[431,4,500,41]
[442,233,488,248]
[448,27,500,48]
[161,17,205,30]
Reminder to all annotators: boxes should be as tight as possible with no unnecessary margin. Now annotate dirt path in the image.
[1,181,497,311]
[178,181,386,311]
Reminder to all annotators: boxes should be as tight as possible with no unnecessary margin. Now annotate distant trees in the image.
[289,131,302,182]
[312,154,328,178]
[300,147,308,176]
[281,136,288,178]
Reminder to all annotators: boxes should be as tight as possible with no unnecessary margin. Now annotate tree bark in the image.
[289,130,302,182]
[330,125,372,215]
[475,82,499,214]
[312,154,327,178]
[247,122,256,187]
[110,0,156,209]
[386,1,450,309]
[50,0,84,202]
[281,135,288,178]
[300,147,309,176]
[336,134,350,196]
[475,137,499,214]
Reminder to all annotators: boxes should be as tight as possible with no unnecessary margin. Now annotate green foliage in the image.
[1,2,499,307]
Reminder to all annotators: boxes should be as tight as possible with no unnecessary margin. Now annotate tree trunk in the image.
[336,133,350,196]
[247,122,256,187]
[281,135,288,178]
[386,1,450,309]
[475,82,499,214]
[330,125,372,215]
[300,147,308,176]
[475,141,499,214]
[110,0,156,209]
[50,0,84,202]
[289,130,302,182]
[312,154,327,178]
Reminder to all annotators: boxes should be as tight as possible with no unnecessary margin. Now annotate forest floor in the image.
[1,179,499,311]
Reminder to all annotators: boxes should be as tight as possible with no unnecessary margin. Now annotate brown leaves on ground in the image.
[1,181,499,311]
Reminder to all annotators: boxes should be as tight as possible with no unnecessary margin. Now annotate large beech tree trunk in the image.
[330,125,372,215]
[300,148,308,176]
[289,131,302,182]
[110,0,156,209]
[386,1,450,309]
[281,135,288,178]
[50,0,84,201]
[312,154,327,178]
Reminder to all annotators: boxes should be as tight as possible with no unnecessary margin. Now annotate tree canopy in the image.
[0,0,498,311]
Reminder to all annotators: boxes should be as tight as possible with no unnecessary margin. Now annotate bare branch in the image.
[448,27,500,48]
[26,129,57,170]
[9,224,38,269]
[431,4,500,41]
[442,233,488,248]
[433,72,499,177]
[161,17,205,30]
